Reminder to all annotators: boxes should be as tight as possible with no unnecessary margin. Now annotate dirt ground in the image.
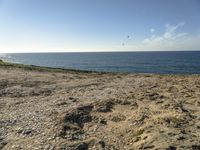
[0,67,200,150]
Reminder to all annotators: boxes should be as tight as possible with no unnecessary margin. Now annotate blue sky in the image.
[0,0,200,52]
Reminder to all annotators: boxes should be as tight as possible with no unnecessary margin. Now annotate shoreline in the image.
[0,59,199,76]
[0,59,112,75]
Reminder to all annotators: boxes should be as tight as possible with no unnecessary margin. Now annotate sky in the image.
[0,0,200,53]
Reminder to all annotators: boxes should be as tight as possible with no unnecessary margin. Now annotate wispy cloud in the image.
[142,22,188,49]
[144,22,187,46]
[121,22,200,51]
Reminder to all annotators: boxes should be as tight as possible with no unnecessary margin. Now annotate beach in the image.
[0,62,200,150]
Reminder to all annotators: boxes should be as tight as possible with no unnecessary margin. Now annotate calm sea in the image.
[1,51,200,74]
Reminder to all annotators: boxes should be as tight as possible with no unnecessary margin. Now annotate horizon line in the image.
[1,50,200,54]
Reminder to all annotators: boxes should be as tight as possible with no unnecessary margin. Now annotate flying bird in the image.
[122,35,132,46]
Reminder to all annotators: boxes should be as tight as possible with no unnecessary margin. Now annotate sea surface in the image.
[1,51,200,74]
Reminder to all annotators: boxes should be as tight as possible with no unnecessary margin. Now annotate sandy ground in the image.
[0,66,200,150]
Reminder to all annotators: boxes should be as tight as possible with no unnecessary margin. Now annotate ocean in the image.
[1,51,200,74]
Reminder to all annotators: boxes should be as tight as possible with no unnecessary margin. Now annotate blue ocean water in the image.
[1,51,200,74]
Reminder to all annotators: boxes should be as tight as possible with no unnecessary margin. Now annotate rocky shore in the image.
[0,61,200,150]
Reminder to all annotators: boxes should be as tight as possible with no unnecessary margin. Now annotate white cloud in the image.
[121,22,200,51]
[143,22,188,50]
